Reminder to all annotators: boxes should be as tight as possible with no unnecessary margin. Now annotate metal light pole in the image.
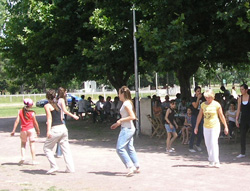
[133,4,140,137]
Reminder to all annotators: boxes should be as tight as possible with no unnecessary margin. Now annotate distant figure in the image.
[111,96,122,119]
[165,100,178,153]
[77,95,88,120]
[153,98,162,119]
[103,96,112,118]
[11,98,40,165]
[231,86,238,99]
[178,97,187,114]
[162,95,170,116]
[225,102,237,137]
[182,107,192,145]
[220,85,231,101]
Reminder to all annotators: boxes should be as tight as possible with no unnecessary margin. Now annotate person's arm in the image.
[111,103,136,129]
[194,108,203,134]
[44,104,53,138]
[218,106,229,135]
[183,117,188,126]
[236,97,241,128]
[59,98,79,120]
[32,113,40,136]
[11,113,20,136]
[173,119,178,129]
[192,94,202,109]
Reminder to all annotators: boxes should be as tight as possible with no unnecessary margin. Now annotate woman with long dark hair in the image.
[44,89,79,174]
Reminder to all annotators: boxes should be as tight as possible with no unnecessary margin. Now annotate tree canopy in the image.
[0,0,249,96]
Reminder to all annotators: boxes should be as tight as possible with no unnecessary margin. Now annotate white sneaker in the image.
[46,167,58,174]
[236,154,246,158]
[214,162,221,168]
[208,162,215,167]
[189,149,196,153]
[126,166,136,177]
[194,145,202,152]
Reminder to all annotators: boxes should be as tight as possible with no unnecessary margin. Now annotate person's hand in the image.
[111,120,121,130]
[47,132,52,138]
[194,127,198,134]
[224,127,229,136]
[10,131,15,136]
[73,115,79,120]
[170,124,173,129]
[236,120,240,128]
[36,130,40,136]
[175,125,178,129]
[197,94,202,99]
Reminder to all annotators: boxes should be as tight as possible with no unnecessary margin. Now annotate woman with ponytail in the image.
[111,86,140,177]
[43,89,79,174]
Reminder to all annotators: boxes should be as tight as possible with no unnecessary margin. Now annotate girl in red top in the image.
[11,98,40,165]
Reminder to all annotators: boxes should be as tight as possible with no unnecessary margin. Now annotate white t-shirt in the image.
[120,100,135,128]
[227,110,237,122]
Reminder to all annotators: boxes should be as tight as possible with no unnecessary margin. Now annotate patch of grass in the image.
[0,106,45,118]
[47,186,64,191]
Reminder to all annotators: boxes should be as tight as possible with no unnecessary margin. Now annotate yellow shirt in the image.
[201,100,221,128]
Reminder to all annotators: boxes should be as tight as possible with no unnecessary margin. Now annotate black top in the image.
[240,95,250,121]
[51,107,63,127]
[191,95,206,116]
[166,108,175,125]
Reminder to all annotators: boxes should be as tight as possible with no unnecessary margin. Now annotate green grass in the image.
[0,106,45,118]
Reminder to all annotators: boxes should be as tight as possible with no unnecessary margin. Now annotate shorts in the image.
[165,124,176,133]
[20,128,37,142]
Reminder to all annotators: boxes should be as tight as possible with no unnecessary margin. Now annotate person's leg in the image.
[43,128,61,171]
[116,128,135,168]
[196,118,204,147]
[186,128,190,143]
[126,129,139,168]
[60,129,75,173]
[229,121,234,137]
[20,142,26,163]
[189,115,196,149]
[169,132,178,148]
[166,132,172,150]
[203,127,212,162]
[240,121,248,155]
[181,127,185,144]
[210,126,220,163]
[56,143,62,157]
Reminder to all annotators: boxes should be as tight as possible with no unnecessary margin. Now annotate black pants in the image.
[240,119,250,155]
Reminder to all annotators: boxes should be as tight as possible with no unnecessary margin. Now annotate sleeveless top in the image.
[166,108,175,125]
[19,109,35,131]
[51,107,63,127]
[241,95,250,121]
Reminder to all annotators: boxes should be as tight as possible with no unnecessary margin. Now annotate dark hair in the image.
[81,95,85,99]
[46,89,59,111]
[240,83,248,90]
[170,100,176,105]
[22,106,35,120]
[194,86,201,92]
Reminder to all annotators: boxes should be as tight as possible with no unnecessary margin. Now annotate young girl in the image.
[182,108,192,144]
[165,100,178,153]
[225,102,237,137]
[43,89,79,174]
[111,86,139,177]
[11,98,40,165]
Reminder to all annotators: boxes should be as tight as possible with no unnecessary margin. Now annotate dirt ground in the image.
[1,115,250,191]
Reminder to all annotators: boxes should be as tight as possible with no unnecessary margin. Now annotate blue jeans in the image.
[189,115,203,149]
[116,127,139,168]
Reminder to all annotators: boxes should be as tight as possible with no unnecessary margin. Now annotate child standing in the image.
[165,100,178,153]
[11,98,40,165]
[225,102,237,137]
[181,108,192,144]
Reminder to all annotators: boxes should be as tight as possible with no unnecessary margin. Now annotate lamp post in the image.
[132,4,140,137]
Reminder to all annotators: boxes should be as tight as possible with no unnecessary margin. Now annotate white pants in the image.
[43,125,75,172]
[203,126,220,163]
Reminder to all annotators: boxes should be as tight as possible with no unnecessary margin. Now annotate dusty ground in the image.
[1,115,250,191]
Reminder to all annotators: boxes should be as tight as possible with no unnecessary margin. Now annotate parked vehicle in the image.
[36,94,81,108]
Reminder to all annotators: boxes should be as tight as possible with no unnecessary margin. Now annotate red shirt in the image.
[19,109,35,131]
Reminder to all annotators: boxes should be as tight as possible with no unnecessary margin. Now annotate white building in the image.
[84,81,97,93]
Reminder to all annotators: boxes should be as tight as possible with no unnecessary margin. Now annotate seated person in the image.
[178,97,187,115]
[111,96,122,119]
[103,96,112,119]
[225,102,237,137]
[77,95,88,120]
[153,98,162,119]
[93,95,105,123]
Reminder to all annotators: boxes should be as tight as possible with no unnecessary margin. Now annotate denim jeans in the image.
[189,115,203,149]
[116,127,139,168]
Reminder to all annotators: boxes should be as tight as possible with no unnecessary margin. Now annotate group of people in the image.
[159,84,250,168]
[74,95,123,123]
[11,86,140,176]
